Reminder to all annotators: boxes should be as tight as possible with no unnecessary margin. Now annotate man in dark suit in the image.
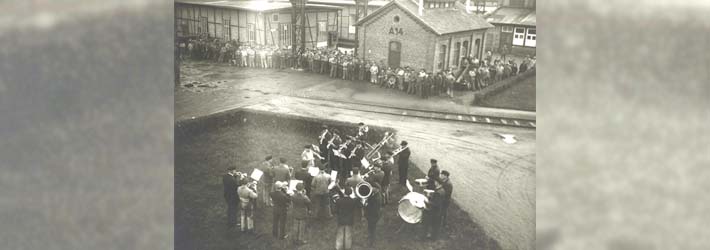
[270,181,292,239]
[397,141,411,185]
[222,167,239,228]
[335,188,356,250]
[440,170,453,229]
[364,183,383,247]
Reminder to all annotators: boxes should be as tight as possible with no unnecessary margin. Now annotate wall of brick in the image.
[433,30,486,72]
[358,6,437,70]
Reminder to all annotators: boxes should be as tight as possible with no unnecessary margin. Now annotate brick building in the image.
[484,0,536,56]
[175,0,341,48]
[355,0,493,72]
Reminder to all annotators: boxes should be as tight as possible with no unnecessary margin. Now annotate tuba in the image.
[355,182,372,206]
[355,182,372,199]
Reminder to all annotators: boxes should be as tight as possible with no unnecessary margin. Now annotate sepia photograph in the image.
[173,0,535,249]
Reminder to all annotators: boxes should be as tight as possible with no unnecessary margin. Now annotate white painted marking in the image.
[457,115,463,120]
[486,118,491,123]
[501,119,508,124]
[471,116,477,122]
[514,120,520,126]
[402,112,407,115]
[529,122,536,127]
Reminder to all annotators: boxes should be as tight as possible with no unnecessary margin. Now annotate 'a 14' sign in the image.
[388,27,403,35]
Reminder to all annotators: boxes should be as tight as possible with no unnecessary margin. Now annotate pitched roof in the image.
[307,0,389,7]
[354,0,493,35]
[486,7,536,26]
[175,0,342,12]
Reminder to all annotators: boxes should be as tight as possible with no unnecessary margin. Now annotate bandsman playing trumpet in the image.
[237,178,258,233]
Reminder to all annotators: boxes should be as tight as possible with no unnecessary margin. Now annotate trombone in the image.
[365,132,395,159]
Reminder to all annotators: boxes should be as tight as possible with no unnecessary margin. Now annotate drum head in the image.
[398,192,428,224]
[398,200,422,224]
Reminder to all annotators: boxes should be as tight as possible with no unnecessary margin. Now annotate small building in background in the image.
[175,0,341,48]
[355,0,493,72]
[484,0,536,56]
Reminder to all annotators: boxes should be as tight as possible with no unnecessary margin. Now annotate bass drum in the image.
[398,192,428,224]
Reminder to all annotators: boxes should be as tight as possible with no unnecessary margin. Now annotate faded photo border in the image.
[0,0,709,250]
[536,0,710,249]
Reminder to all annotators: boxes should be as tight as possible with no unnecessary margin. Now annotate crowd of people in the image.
[177,38,536,98]
[222,123,454,249]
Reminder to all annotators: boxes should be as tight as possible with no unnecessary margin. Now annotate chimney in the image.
[418,0,423,15]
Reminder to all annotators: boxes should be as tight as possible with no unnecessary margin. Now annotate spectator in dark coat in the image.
[335,188,356,250]
[364,183,383,247]
[271,181,292,239]
[292,183,311,244]
[222,167,239,228]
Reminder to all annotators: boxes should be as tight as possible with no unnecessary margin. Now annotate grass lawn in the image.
[175,111,501,250]
[479,74,536,112]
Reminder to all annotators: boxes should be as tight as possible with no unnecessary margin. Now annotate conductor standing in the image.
[397,141,411,185]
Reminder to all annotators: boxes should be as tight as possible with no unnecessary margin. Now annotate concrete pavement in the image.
[177,62,536,122]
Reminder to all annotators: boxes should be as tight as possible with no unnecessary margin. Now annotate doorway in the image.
[388,41,401,68]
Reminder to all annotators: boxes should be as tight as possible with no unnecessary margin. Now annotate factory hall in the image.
[355,0,493,72]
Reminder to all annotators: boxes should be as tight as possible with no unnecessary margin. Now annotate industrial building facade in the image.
[355,0,493,72]
[485,0,536,55]
[174,0,341,48]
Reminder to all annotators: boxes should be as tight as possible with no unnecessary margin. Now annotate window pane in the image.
[527,28,536,35]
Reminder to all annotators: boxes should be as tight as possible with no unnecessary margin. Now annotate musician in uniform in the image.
[426,159,441,189]
[318,125,331,164]
[364,182,383,247]
[237,178,258,233]
[365,164,385,186]
[357,122,369,140]
[259,156,275,207]
[271,181,292,239]
[295,161,314,197]
[335,188,356,250]
[311,169,333,219]
[292,183,311,245]
[345,167,364,189]
[440,170,453,229]
[397,141,411,185]
[345,167,364,223]
[380,152,394,205]
[423,180,445,240]
[222,167,239,228]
